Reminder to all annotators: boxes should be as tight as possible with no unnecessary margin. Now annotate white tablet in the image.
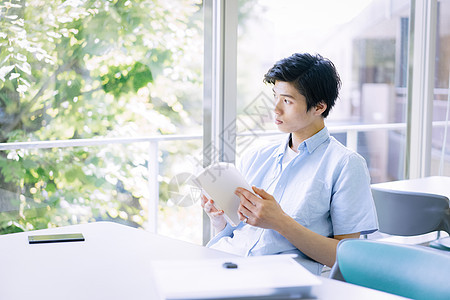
[193,162,252,226]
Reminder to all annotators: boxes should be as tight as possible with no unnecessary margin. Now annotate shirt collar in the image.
[303,127,330,153]
[273,127,330,158]
[274,135,291,159]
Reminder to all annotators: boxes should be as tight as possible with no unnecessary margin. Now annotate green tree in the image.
[0,0,203,234]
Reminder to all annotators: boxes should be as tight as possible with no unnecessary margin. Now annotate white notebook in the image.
[192,162,252,226]
[151,255,322,300]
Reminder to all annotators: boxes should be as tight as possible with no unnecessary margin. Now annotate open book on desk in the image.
[192,162,252,226]
[151,255,322,300]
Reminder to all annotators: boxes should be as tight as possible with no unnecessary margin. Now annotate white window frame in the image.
[202,0,238,244]
[406,0,438,179]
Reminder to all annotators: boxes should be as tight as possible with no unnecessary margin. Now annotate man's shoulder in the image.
[326,136,367,166]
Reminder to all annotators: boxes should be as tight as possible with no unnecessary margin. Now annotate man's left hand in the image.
[235,186,287,230]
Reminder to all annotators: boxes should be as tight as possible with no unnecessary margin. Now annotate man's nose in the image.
[274,98,282,114]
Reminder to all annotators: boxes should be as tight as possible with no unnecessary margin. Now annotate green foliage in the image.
[101,62,153,96]
[0,0,203,235]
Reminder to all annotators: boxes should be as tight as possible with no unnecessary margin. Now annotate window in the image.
[0,0,204,243]
[0,0,445,244]
[236,0,410,183]
[430,0,450,176]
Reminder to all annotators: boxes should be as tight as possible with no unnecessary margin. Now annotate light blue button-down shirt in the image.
[207,127,378,274]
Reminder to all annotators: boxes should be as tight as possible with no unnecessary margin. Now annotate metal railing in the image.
[1,121,448,233]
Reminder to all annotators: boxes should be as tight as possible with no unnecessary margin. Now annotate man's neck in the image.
[290,121,325,152]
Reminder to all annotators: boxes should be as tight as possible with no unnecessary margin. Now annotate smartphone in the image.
[28,233,85,244]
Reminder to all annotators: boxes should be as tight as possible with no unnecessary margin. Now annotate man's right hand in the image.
[200,194,226,232]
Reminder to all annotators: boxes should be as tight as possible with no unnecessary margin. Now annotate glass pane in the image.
[158,139,204,244]
[430,0,450,176]
[0,0,204,243]
[0,145,150,233]
[236,0,410,183]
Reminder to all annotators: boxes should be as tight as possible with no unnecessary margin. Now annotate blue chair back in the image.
[333,239,450,300]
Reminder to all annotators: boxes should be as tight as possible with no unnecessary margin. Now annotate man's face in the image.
[272,81,324,136]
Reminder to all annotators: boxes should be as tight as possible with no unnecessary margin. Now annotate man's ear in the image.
[314,102,327,116]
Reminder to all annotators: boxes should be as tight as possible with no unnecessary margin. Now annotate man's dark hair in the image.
[263,53,341,118]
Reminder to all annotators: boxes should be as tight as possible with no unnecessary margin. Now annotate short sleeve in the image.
[330,153,379,236]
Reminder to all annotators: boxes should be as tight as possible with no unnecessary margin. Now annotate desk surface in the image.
[0,222,406,300]
[371,176,450,199]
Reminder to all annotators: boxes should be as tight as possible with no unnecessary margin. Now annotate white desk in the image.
[0,222,407,300]
[371,176,450,199]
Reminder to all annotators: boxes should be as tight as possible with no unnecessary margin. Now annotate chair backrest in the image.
[371,186,449,236]
[331,239,450,300]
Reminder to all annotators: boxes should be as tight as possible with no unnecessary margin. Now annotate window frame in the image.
[202,0,238,244]
[406,0,438,179]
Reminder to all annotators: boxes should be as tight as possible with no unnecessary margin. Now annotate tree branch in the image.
[1,60,77,140]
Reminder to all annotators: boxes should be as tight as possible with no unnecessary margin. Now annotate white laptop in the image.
[150,255,322,300]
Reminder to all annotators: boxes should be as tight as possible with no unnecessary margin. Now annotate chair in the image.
[329,239,450,300]
[371,186,450,250]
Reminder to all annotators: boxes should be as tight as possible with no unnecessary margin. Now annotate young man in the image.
[201,53,378,275]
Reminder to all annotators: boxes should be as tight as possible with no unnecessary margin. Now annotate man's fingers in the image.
[203,199,219,214]
[203,202,212,213]
[252,186,265,195]
[235,188,257,206]
[203,200,213,212]
[252,186,274,201]
[239,204,252,218]
[238,210,249,223]
[211,210,224,217]
[200,194,209,206]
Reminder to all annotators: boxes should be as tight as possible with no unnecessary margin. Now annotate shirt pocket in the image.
[283,179,330,227]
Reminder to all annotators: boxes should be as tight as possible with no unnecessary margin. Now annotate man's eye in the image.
[284,99,290,104]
